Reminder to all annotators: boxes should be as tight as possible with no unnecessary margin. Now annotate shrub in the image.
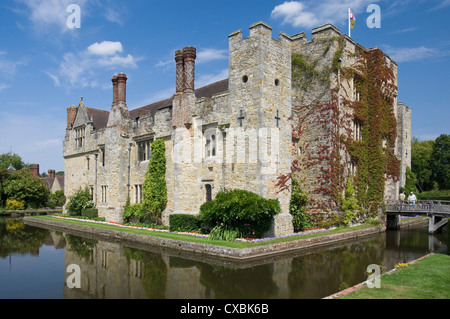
[6,198,26,210]
[199,189,280,240]
[169,214,200,233]
[341,177,360,226]
[289,176,314,231]
[123,203,146,224]
[66,187,94,216]
[82,208,98,219]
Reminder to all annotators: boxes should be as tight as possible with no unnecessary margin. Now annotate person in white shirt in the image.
[407,192,417,205]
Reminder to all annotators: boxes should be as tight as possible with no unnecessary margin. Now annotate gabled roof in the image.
[85,78,229,130]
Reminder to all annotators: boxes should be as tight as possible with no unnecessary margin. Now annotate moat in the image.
[0,217,447,299]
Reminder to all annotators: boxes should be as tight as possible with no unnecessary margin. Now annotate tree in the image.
[0,153,27,171]
[403,167,418,195]
[142,139,167,223]
[431,134,450,190]
[66,187,93,216]
[4,170,49,209]
[341,177,360,226]
[411,137,435,191]
[0,169,11,207]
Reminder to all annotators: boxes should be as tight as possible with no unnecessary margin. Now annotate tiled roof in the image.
[87,78,229,130]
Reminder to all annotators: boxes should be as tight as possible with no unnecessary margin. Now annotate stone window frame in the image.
[203,126,218,160]
[99,145,106,167]
[135,184,143,204]
[101,185,108,204]
[75,125,86,148]
[353,120,362,141]
[134,135,154,164]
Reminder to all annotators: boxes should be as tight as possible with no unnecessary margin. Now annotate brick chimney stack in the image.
[182,46,196,93]
[48,169,55,178]
[111,74,118,104]
[116,73,127,104]
[67,105,77,129]
[175,50,184,93]
[30,164,40,177]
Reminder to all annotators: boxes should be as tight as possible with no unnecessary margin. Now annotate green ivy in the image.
[142,139,167,223]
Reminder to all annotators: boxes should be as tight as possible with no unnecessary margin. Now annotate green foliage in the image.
[169,214,200,233]
[82,208,98,219]
[66,187,94,216]
[0,153,27,171]
[47,190,66,208]
[199,189,280,240]
[143,139,167,222]
[340,177,360,226]
[431,134,450,190]
[4,169,49,209]
[6,198,26,210]
[403,167,418,195]
[411,138,434,191]
[417,189,450,201]
[289,176,314,231]
[123,203,146,224]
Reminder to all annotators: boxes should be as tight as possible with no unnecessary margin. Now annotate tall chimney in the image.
[111,75,119,105]
[116,73,127,104]
[30,164,40,177]
[175,50,184,93]
[182,47,196,93]
[48,169,55,178]
[67,105,77,129]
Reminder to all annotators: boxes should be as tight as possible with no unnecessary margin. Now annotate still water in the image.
[0,217,447,299]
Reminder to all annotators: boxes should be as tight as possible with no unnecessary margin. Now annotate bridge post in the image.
[386,213,400,231]
[428,215,448,234]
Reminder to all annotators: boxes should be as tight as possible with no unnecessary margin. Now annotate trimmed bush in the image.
[169,214,200,233]
[199,189,280,240]
[82,208,98,219]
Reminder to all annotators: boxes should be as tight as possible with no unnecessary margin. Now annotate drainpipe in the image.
[128,143,132,199]
[220,127,226,192]
[94,152,98,206]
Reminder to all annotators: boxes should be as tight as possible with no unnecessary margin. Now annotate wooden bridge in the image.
[385,200,450,233]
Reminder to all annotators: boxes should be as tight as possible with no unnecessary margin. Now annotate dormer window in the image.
[75,126,85,148]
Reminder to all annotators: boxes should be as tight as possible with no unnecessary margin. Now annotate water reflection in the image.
[0,217,448,299]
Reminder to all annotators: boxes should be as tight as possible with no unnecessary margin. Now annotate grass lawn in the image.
[28,215,378,249]
[340,253,450,299]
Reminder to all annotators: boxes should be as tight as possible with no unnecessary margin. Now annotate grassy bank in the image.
[28,215,380,249]
[340,253,450,299]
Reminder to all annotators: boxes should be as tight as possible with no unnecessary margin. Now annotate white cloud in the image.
[15,0,89,33]
[48,41,140,89]
[383,45,449,63]
[87,41,123,56]
[197,48,228,64]
[271,0,377,29]
[196,69,229,88]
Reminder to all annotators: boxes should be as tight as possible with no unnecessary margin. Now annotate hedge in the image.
[169,214,200,233]
[82,208,99,219]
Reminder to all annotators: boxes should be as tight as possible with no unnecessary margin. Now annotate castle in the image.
[63,22,411,236]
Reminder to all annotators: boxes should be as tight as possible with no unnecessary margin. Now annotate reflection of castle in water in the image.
[57,226,445,299]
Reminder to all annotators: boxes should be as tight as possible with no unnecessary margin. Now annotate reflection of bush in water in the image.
[123,247,167,299]
[196,263,278,299]
[0,218,50,257]
[66,235,97,260]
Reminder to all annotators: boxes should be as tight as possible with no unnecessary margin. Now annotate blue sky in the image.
[0,0,449,173]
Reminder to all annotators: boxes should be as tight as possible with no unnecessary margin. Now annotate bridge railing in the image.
[385,200,450,214]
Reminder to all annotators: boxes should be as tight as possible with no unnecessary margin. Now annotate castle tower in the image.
[397,102,412,188]
[228,22,294,236]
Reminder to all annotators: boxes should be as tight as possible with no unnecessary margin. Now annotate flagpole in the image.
[348,7,351,38]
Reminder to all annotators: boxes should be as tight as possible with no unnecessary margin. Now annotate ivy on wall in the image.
[143,139,167,223]
[282,35,400,224]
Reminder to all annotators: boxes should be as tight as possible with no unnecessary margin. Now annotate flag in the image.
[349,9,356,29]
